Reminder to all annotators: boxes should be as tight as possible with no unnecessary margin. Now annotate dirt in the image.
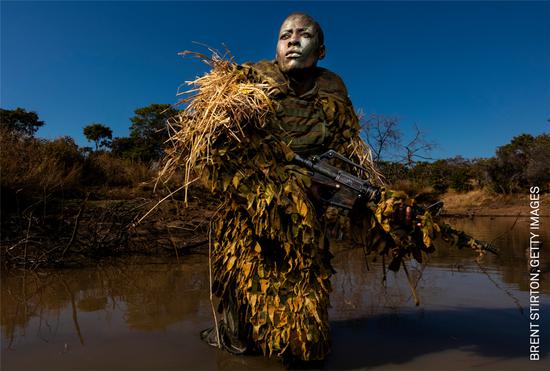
[440,189,548,217]
[0,186,216,269]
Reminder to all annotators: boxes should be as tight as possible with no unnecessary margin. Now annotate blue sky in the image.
[2,1,549,159]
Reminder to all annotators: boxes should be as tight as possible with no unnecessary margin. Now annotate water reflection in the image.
[2,256,210,347]
[438,216,550,293]
[1,217,549,370]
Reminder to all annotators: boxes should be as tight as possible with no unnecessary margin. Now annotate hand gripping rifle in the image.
[292,150,498,254]
[293,150,382,210]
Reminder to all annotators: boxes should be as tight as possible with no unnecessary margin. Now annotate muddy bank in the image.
[440,189,548,217]
[0,189,215,269]
[3,186,546,269]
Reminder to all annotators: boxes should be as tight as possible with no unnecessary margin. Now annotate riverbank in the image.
[0,186,215,269]
[3,186,546,269]
[440,189,549,217]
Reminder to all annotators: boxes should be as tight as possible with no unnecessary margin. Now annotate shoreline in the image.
[440,189,549,217]
[2,189,547,270]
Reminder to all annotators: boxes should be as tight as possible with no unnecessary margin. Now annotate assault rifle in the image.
[293,149,382,210]
[293,150,497,254]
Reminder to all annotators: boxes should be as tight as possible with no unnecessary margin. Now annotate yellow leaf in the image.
[221,174,231,191]
[227,256,236,271]
[283,242,291,256]
[265,184,274,205]
[268,304,275,323]
[423,231,432,247]
[305,297,321,323]
[298,199,308,217]
[260,279,269,293]
[277,313,288,328]
[232,172,242,189]
[247,194,255,210]
[242,262,252,278]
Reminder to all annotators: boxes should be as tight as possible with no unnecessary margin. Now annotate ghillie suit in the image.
[160,52,488,362]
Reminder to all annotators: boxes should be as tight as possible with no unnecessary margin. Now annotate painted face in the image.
[276,15,325,73]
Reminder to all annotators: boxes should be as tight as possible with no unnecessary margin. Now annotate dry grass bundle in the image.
[158,50,274,202]
[349,136,385,186]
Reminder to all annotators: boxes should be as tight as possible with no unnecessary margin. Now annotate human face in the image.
[276,15,325,73]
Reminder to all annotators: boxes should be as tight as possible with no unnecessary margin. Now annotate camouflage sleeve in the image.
[325,96,361,159]
[315,68,380,180]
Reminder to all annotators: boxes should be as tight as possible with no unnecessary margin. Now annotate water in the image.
[2,217,549,370]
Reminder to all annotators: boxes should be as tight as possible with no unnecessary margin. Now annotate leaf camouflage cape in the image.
[162,54,488,362]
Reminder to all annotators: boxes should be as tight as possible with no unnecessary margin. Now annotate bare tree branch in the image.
[359,113,436,170]
[360,114,401,162]
[401,124,436,167]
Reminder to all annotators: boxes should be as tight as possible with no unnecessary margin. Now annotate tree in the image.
[484,133,550,193]
[401,125,436,167]
[525,134,550,186]
[127,103,179,162]
[489,134,534,193]
[0,107,45,136]
[111,137,137,158]
[83,123,113,150]
[360,114,435,166]
[360,114,401,163]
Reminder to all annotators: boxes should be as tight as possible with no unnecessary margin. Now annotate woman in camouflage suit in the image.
[182,11,489,365]
[199,13,370,363]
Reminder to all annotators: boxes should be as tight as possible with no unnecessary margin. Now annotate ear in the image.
[318,45,326,60]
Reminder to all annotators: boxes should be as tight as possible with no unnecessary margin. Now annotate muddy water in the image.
[2,217,549,370]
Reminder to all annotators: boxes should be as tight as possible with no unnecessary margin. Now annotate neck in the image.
[285,67,317,96]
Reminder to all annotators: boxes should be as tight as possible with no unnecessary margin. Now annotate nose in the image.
[288,32,300,46]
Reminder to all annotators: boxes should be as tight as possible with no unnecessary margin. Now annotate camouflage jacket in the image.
[244,60,360,158]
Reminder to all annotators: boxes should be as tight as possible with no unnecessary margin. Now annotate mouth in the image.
[286,51,301,58]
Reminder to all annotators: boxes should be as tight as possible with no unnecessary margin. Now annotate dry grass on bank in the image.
[440,188,549,216]
[0,128,83,196]
[0,128,158,203]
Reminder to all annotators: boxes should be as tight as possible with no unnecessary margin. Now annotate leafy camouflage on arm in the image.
[359,189,495,272]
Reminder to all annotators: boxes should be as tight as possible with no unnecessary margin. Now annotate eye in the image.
[302,32,312,38]
[280,33,290,40]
